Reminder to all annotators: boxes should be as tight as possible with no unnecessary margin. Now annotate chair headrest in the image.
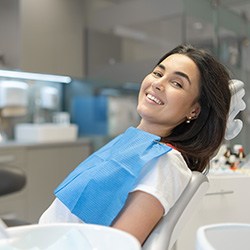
[225,79,246,141]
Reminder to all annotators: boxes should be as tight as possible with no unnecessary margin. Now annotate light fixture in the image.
[113,25,147,41]
[193,22,203,30]
[0,69,72,83]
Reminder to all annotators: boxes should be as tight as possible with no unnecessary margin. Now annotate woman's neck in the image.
[137,120,172,138]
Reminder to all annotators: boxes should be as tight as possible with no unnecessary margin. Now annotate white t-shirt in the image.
[39,148,192,224]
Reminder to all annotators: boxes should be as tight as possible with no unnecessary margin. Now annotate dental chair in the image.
[0,167,26,196]
[0,167,29,227]
[142,171,209,250]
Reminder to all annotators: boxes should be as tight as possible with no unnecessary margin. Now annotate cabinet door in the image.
[176,175,250,250]
[25,143,91,223]
[0,148,28,222]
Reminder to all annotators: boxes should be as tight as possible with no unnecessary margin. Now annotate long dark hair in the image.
[159,44,231,173]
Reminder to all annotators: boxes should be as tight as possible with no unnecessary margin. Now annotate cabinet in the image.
[0,140,92,224]
[175,174,250,249]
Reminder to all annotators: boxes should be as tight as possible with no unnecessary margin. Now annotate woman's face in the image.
[137,53,201,136]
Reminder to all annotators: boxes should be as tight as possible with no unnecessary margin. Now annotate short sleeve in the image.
[131,149,192,215]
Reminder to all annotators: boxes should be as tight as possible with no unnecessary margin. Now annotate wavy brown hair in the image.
[159,44,231,173]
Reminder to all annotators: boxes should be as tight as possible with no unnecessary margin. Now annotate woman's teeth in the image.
[147,94,163,105]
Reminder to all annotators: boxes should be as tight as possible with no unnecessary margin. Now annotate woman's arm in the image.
[111,190,164,245]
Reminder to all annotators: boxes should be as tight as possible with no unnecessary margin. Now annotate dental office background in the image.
[1,1,250,249]
[0,0,250,150]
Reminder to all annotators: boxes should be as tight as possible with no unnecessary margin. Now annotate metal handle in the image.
[206,190,234,196]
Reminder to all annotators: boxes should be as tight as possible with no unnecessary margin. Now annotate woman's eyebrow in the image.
[174,71,191,85]
[157,64,165,71]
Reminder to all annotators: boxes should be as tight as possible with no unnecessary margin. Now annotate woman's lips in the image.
[146,93,164,105]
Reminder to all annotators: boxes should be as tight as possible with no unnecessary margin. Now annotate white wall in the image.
[19,0,85,78]
[0,0,20,68]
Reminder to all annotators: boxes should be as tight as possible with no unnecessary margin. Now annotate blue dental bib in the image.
[55,127,171,226]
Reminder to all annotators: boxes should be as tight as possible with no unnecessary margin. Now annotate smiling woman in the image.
[39,44,232,245]
[137,53,201,138]
[154,45,231,173]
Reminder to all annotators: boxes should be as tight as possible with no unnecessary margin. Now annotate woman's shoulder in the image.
[132,147,192,215]
[157,147,192,177]
[135,146,192,183]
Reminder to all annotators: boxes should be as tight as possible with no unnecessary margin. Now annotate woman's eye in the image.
[171,81,183,88]
[152,71,163,77]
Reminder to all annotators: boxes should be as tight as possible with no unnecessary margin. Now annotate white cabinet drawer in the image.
[176,174,250,250]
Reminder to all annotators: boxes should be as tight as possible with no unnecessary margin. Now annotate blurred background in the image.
[0,0,250,148]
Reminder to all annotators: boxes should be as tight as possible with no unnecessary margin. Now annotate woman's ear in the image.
[190,103,201,120]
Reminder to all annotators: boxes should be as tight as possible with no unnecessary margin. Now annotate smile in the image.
[146,94,164,105]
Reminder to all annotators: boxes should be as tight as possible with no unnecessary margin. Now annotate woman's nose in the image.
[152,79,164,91]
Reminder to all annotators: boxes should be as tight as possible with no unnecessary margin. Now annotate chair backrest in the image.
[142,171,209,250]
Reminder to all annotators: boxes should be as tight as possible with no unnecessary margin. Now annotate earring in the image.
[186,117,192,123]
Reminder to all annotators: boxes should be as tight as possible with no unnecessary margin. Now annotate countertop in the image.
[0,137,91,150]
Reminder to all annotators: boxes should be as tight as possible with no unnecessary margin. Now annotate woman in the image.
[39,44,231,245]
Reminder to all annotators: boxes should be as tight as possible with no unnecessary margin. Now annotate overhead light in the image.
[113,25,173,47]
[0,69,72,83]
[113,25,147,41]
[193,22,203,30]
